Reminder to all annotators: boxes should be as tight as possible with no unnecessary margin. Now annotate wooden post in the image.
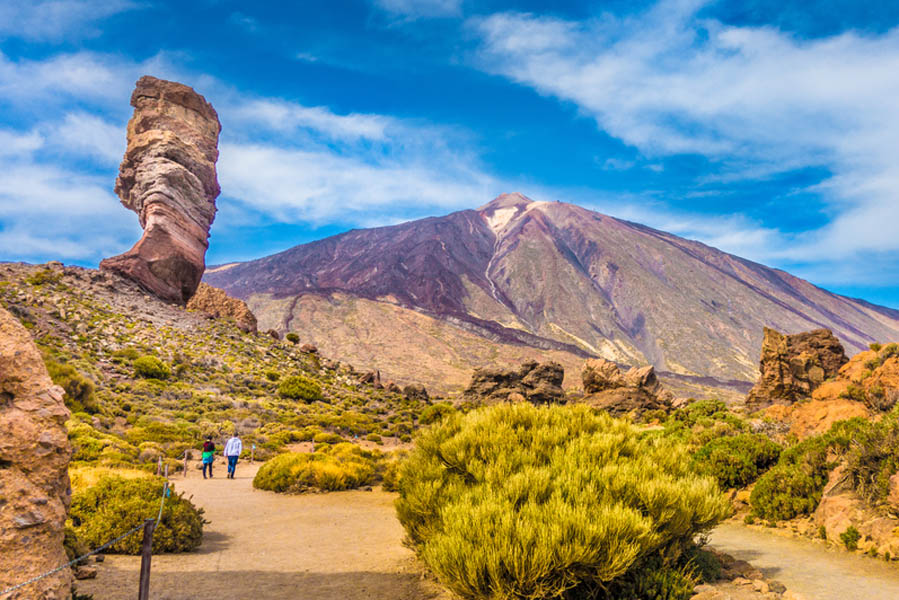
[137,518,156,600]
[156,456,162,476]
[183,451,188,478]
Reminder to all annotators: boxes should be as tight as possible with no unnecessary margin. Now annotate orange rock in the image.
[186,283,257,333]
[0,307,73,599]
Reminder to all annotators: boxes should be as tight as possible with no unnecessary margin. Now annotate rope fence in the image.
[0,474,170,599]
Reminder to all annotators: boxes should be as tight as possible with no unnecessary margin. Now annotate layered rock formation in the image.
[462,361,564,404]
[101,76,221,304]
[746,328,849,410]
[0,308,73,599]
[186,283,257,333]
[579,358,674,417]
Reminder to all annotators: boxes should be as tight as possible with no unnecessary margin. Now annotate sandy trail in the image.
[77,462,447,600]
[710,522,899,599]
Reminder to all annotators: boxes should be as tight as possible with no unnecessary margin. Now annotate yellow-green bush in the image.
[278,374,323,402]
[381,449,408,492]
[69,475,204,554]
[133,355,171,380]
[313,431,344,445]
[253,443,377,492]
[45,360,99,414]
[418,401,456,425]
[396,403,730,600]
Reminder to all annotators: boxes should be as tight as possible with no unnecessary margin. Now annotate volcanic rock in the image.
[186,283,257,333]
[0,307,73,599]
[746,328,848,410]
[462,360,564,405]
[100,75,221,305]
[403,383,429,402]
[579,358,674,417]
[299,343,318,354]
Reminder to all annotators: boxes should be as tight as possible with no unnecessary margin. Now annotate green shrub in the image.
[749,434,835,521]
[660,399,747,447]
[285,332,299,344]
[818,525,827,540]
[365,432,382,443]
[69,475,204,553]
[264,370,280,382]
[870,343,883,352]
[253,443,377,492]
[692,434,781,489]
[881,343,899,359]
[25,268,61,285]
[313,431,343,445]
[396,403,730,600]
[133,355,171,380]
[840,526,861,551]
[278,374,323,402]
[418,402,456,425]
[45,360,99,414]
[845,411,899,504]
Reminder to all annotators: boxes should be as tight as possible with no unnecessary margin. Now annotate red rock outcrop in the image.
[0,307,73,599]
[579,358,673,417]
[186,283,257,333]
[462,360,565,405]
[746,327,849,410]
[100,75,221,304]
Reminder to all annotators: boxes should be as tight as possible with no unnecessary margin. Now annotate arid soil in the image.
[76,459,899,600]
[77,461,449,600]
[709,522,899,600]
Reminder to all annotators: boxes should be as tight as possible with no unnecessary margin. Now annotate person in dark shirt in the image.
[202,436,215,479]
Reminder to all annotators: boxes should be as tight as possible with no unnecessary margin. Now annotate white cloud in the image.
[228,99,392,142]
[0,0,140,42]
[0,128,137,261]
[372,0,462,19]
[217,141,496,227]
[53,112,125,165]
[472,2,899,270]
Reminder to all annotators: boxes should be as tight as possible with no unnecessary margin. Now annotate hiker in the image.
[201,435,215,479]
[224,431,243,479]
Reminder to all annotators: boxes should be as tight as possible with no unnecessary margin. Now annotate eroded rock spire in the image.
[100,75,221,304]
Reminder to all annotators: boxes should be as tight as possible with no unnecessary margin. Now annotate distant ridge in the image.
[205,193,899,393]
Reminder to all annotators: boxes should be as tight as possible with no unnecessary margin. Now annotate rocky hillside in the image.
[0,262,431,473]
[205,193,899,394]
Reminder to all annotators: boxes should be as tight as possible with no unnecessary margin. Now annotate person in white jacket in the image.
[223,432,243,479]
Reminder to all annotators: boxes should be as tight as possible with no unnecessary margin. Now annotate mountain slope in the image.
[205,193,899,392]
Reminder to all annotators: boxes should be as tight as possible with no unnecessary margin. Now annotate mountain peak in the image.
[478,193,535,233]
[478,192,534,212]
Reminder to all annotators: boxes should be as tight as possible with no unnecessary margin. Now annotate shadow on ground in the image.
[77,568,447,600]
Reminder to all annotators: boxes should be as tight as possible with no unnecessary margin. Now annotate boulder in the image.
[299,343,318,354]
[100,76,221,305]
[402,383,429,402]
[746,327,848,410]
[0,307,73,599]
[359,370,382,388]
[462,361,564,405]
[579,358,673,417]
[186,283,257,333]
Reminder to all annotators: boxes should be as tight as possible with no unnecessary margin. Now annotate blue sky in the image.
[1,0,898,307]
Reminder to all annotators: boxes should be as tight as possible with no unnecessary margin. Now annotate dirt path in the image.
[77,462,448,600]
[709,522,899,599]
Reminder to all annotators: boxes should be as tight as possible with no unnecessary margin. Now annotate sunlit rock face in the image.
[0,307,73,599]
[101,75,221,304]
